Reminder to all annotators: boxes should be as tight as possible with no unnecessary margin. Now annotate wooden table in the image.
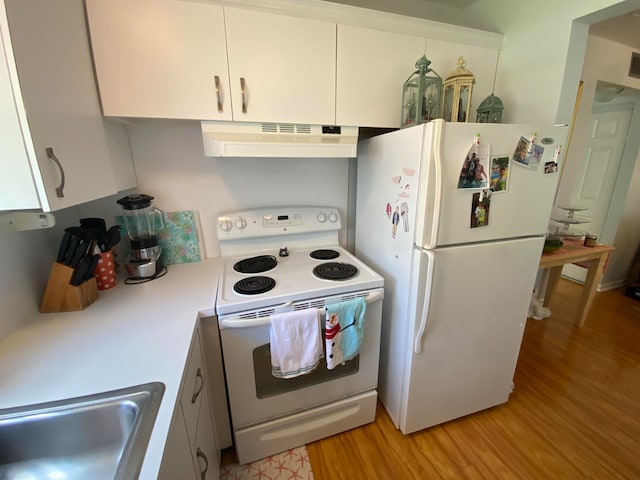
[539,238,615,327]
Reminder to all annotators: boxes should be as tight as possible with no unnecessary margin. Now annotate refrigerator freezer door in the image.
[399,236,543,434]
[415,120,567,249]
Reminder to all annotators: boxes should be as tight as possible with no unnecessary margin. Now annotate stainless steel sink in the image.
[0,381,165,480]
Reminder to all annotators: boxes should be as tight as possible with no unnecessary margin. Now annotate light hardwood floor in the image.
[306,279,640,479]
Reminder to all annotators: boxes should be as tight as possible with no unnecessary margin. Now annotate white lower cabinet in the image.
[159,329,220,480]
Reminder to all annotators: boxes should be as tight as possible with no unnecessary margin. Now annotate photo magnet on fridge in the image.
[470,190,491,228]
[458,143,490,189]
[489,156,510,192]
[512,136,545,170]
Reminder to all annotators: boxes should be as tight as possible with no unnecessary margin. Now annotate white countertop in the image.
[0,258,223,479]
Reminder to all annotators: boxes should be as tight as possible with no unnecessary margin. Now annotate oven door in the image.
[219,288,383,429]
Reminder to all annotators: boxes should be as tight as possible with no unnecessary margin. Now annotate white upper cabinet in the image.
[224,7,336,125]
[0,0,124,212]
[0,17,39,210]
[336,25,426,128]
[86,0,232,121]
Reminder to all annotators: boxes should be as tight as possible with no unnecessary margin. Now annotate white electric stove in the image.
[214,206,384,464]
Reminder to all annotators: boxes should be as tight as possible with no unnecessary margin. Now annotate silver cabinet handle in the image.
[191,367,204,404]
[196,447,209,480]
[46,147,65,198]
[214,75,222,113]
[240,77,247,113]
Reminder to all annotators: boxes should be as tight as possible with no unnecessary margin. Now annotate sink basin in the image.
[0,381,165,480]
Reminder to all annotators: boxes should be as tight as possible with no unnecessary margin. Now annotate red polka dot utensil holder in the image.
[95,250,116,290]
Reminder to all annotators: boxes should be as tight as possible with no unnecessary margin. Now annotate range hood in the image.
[201,121,358,158]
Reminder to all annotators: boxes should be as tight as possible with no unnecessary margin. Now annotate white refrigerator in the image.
[355,119,567,434]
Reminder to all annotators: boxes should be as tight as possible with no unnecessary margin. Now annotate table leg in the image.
[575,253,608,327]
[543,266,563,308]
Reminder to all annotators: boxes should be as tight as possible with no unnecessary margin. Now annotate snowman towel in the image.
[270,308,322,379]
[325,297,367,370]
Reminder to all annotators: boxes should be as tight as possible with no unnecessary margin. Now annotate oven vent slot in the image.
[238,308,275,320]
[294,300,325,311]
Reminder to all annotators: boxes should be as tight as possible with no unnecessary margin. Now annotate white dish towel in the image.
[270,308,322,379]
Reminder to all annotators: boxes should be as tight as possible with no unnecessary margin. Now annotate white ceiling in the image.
[589,9,640,50]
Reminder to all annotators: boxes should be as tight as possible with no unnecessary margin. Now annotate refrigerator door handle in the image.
[427,119,444,249]
[414,250,435,354]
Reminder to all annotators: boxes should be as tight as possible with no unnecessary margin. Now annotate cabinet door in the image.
[336,25,426,128]
[0,5,39,210]
[193,389,220,480]
[5,0,118,211]
[86,0,232,121]
[181,330,205,447]
[225,7,336,125]
[158,407,198,480]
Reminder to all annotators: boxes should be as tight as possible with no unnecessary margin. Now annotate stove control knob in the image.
[219,219,233,232]
[317,212,327,223]
[235,217,247,230]
[328,212,339,223]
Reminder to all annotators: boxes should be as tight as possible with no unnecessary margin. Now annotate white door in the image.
[563,106,632,282]
[400,237,541,434]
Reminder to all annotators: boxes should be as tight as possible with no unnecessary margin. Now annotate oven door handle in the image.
[219,289,383,329]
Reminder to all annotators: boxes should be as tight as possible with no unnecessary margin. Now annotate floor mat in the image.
[220,446,314,480]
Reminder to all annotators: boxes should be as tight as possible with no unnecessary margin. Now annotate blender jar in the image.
[116,194,165,241]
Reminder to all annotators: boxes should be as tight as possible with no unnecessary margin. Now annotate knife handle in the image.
[69,239,89,268]
[56,231,72,263]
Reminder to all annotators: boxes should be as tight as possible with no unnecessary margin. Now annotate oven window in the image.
[253,344,359,399]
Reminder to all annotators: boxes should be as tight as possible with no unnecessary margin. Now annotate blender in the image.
[117,194,165,279]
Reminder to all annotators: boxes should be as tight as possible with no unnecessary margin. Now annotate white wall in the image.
[0,229,56,340]
[462,0,639,125]
[126,121,351,258]
[605,149,640,288]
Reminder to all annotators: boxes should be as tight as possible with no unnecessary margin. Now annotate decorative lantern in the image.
[441,56,475,123]
[401,55,442,128]
[476,93,504,123]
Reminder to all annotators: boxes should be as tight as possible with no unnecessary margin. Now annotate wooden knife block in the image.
[40,262,98,313]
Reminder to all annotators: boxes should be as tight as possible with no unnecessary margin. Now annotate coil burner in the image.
[312,262,358,281]
[233,255,278,274]
[233,276,276,295]
[310,249,340,260]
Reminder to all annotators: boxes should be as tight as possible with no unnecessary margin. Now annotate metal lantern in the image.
[476,93,504,123]
[401,55,442,128]
[441,56,475,123]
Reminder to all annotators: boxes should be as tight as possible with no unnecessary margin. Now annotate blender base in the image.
[125,255,165,279]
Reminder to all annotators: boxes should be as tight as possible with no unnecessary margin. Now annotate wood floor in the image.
[306,279,640,479]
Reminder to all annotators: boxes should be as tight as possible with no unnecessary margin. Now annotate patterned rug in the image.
[220,446,314,480]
